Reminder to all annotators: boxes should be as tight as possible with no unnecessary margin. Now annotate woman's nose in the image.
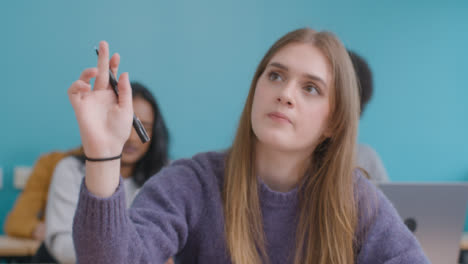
[276,83,295,107]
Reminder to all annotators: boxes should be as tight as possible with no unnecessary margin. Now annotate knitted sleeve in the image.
[73,157,210,264]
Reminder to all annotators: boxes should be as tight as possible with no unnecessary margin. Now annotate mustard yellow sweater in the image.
[4,147,82,238]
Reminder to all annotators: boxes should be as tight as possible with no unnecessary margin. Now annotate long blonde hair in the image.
[223,28,360,264]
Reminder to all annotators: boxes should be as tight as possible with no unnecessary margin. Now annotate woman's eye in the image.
[268,72,283,82]
[304,85,319,95]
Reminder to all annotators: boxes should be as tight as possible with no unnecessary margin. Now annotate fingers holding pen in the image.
[68,43,128,109]
[95,41,110,90]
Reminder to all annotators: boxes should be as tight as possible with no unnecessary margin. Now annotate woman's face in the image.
[251,42,332,155]
[121,96,154,165]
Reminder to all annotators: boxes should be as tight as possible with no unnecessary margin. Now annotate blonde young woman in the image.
[69,29,429,264]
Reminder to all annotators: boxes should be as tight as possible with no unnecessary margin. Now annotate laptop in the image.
[378,183,468,264]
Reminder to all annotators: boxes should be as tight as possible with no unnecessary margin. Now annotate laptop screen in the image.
[378,183,468,264]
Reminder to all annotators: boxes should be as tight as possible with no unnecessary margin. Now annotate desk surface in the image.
[0,235,40,256]
[2,233,468,255]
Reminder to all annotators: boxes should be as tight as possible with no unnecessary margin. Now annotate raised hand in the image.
[68,41,133,159]
[68,41,133,197]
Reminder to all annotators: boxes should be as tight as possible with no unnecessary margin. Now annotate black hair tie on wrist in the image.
[85,153,122,162]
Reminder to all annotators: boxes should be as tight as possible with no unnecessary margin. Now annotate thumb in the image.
[117,72,133,109]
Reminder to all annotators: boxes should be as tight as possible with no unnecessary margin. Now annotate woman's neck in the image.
[120,164,134,179]
[255,142,310,192]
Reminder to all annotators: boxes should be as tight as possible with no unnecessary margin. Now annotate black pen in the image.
[95,48,150,143]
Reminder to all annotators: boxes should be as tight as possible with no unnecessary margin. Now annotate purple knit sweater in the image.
[72,152,429,263]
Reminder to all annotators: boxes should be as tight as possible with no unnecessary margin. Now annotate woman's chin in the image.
[256,136,294,153]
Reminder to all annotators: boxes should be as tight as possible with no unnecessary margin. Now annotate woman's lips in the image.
[267,111,291,124]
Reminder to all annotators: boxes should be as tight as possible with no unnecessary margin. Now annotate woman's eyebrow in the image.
[269,62,289,71]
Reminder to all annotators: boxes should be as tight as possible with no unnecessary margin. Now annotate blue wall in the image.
[1,1,467,233]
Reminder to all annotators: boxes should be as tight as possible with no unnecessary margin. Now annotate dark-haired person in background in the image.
[43,82,171,263]
[349,50,389,182]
